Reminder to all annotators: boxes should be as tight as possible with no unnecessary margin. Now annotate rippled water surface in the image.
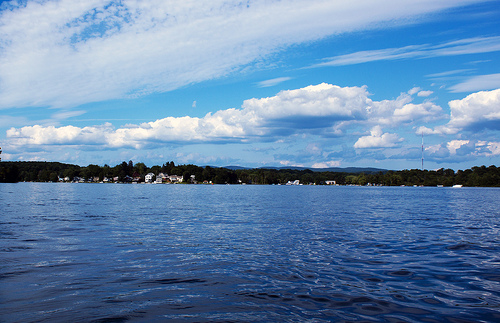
[1,183,500,322]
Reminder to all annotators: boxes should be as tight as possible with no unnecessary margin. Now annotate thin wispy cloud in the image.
[449,73,500,92]
[426,69,474,78]
[417,90,433,97]
[0,0,485,110]
[257,77,292,88]
[312,36,500,67]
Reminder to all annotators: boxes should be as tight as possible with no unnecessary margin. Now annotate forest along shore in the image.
[0,161,498,187]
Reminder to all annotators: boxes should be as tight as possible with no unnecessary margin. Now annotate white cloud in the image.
[311,161,341,168]
[0,0,486,109]
[447,140,470,155]
[420,88,500,134]
[5,83,448,149]
[369,92,443,125]
[316,45,426,67]
[426,69,473,78]
[51,110,87,120]
[417,90,433,97]
[408,87,421,95]
[446,88,500,132]
[449,73,500,92]
[257,77,292,88]
[7,83,370,147]
[241,83,370,120]
[485,142,500,156]
[279,160,304,167]
[353,125,402,149]
[313,36,500,67]
[425,139,500,161]
[392,102,442,123]
[7,124,111,146]
[416,126,444,135]
[4,81,499,167]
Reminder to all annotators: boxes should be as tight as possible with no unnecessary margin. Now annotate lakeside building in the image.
[168,175,183,183]
[145,173,155,183]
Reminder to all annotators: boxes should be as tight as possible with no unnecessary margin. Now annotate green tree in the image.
[150,165,161,175]
[49,172,59,182]
[134,162,147,176]
[0,163,19,182]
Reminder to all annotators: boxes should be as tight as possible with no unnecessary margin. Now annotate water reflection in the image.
[1,184,499,322]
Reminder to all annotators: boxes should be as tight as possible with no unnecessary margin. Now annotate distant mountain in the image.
[223,165,249,170]
[223,165,388,173]
[261,166,388,173]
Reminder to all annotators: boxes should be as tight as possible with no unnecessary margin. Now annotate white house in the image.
[145,173,155,183]
[168,175,183,183]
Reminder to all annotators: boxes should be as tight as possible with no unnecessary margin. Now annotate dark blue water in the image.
[1,183,499,322]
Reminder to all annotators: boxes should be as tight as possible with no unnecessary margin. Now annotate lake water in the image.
[1,183,499,322]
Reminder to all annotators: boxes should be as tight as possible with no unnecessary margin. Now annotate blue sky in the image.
[0,0,499,170]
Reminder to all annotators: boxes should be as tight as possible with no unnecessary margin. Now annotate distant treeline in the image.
[0,161,499,187]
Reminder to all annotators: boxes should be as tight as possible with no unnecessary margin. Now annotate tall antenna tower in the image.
[421,132,424,171]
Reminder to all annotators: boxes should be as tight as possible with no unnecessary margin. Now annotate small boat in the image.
[452,184,463,188]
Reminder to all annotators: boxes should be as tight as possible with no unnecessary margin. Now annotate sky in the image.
[0,0,499,170]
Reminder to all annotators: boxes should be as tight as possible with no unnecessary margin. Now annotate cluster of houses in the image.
[144,173,185,184]
[58,173,338,185]
[59,173,187,184]
[286,180,337,185]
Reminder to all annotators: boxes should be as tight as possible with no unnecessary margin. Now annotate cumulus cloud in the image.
[7,83,367,147]
[447,139,473,155]
[311,161,341,168]
[418,88,500,135]
[5,83,448,149]
[444,88,500,133]
[353,126,402,149]
[484,141,500,156]
[0,0,485,109]
[424,139,500,162]
[416,126,443,135]
[368,92,443,125]
[242,83,370,120]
